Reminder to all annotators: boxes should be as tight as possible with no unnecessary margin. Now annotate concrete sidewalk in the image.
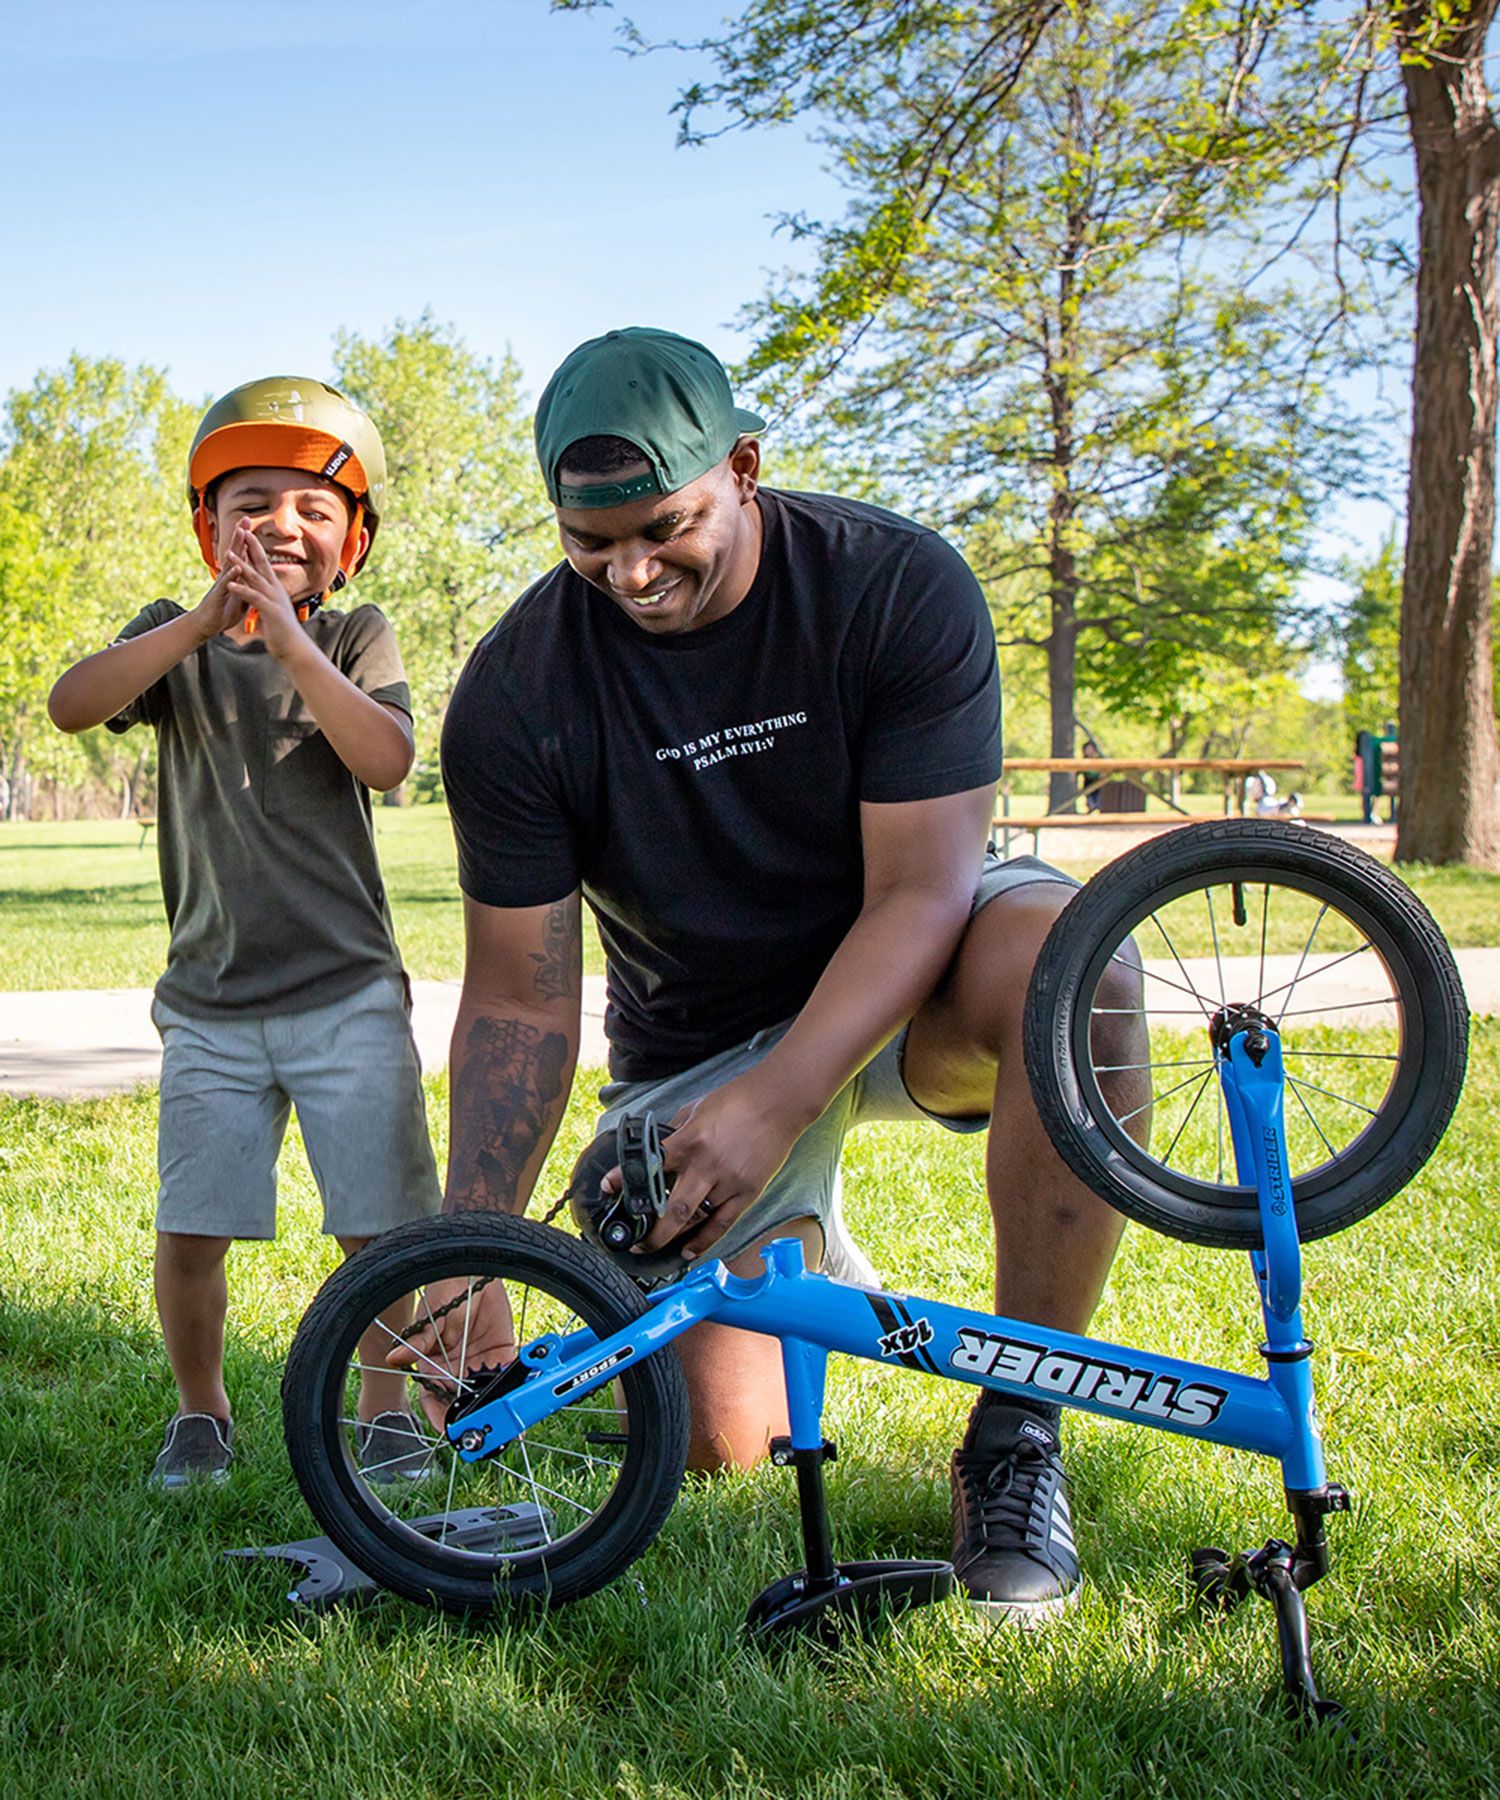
[0,978,612,1101]
[2,951,1495,1101]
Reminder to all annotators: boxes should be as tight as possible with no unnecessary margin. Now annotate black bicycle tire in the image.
[1023,821,1469,1247]
[282,1213,691,1614]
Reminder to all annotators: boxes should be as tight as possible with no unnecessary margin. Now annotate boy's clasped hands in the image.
[193,519,307,651]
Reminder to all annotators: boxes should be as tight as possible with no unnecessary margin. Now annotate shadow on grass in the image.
[3,1284,1497,1799]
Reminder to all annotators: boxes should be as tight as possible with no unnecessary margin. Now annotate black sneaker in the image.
[950,1403,1080,1623]
[357,1410,435,1484]
[149,1413,234,1490]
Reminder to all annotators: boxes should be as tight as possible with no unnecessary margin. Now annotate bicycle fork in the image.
[1192,1012,1351,1726]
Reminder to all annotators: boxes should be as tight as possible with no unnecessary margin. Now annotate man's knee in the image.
[927,881,1077,1056]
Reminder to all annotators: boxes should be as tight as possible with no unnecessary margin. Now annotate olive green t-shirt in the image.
[108,599,411,1018]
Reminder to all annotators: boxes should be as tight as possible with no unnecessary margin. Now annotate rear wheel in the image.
[283,1213,691,1613]
[1023,822,1468,1247]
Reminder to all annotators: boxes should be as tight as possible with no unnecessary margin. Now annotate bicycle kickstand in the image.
[746,1328,954,1642]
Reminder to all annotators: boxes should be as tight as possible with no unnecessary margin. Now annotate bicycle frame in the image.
[446,1021,1327,1505]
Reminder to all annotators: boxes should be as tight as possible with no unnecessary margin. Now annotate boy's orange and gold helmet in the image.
[187,377,387,589]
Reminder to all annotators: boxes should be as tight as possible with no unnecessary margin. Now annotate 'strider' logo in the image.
[951,1330,1228,1428]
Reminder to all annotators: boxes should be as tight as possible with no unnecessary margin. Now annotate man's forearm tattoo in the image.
[529,894,581,1003]
[447,1014,571,1213]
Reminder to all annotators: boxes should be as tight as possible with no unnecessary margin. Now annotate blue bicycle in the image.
[282,822,1468,1719]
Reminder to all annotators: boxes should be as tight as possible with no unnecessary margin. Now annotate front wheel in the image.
[282,1213,691,1614]
[1023,821,1468,1248]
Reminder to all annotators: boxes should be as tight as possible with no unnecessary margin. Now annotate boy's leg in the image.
[335,1233,419,1422]
[152,997,288,1474]
[154,1231,234,1419]
[275,977,441,1438]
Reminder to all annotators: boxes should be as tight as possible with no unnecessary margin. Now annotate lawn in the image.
[2,810,1498,992]
[0,809,604,988]
[2,1023,1498,1798]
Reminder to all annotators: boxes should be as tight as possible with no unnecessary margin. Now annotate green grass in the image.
[2,811,1497,993]
[3,1025,1499,1797]
[0,810,606,988]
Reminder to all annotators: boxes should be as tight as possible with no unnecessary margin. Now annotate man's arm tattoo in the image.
[529,894,581,1003]
[446,1014,571,1213]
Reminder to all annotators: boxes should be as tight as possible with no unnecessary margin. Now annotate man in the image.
[433,327,1138,1623]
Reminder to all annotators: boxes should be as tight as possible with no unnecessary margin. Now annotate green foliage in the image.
[1338,533,1401,735]
[697,2,1373,752]
[333,315,548,786]
[0,491,74,806]
[0,356,202,818]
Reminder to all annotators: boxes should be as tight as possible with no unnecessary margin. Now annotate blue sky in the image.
[0,0,1400,691]
[0,0,839,407]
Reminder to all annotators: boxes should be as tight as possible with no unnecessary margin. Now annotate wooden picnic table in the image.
[999,757,1306,820]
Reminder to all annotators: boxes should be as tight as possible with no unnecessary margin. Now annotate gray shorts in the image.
[580,853,1078,1282]
[152,973,442,1239]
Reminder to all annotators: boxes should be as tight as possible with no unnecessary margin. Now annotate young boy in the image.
[49,376,441,1489]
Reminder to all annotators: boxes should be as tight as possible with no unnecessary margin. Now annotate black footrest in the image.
[746,1558,955,1642]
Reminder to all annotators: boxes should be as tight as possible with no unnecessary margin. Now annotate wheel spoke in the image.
[1205,887,1227,1010]
[1109,948,1208,1008]
[1161,1069,1216,1166]
[1146,914,1217,1021]
[1284,1072,1380,1118]
[1115,1066,1209,1127]
[1287,1076,1340,1163]
[1277,994,1400,1018]
[1259,940,1381,1015]
[1093,1057,1214,1073]
[1267,901,1331,1020]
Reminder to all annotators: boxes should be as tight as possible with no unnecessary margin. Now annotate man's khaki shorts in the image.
[572,852,1079,1284]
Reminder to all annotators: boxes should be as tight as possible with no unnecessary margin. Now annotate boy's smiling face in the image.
[207,467,362,603]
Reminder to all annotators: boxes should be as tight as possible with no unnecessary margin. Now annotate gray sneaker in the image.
[357,1410,435,1484]
[149,1413,234,1490]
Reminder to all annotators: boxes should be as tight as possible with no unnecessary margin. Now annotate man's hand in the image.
[385,1275,518,1432]
[624,1071,807,1262]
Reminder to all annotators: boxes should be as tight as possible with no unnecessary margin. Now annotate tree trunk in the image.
[1046,183,1083,816]
[5,748,25,822]
[1396,7,1500,867]
[1047,551,1079,811]
[118,746,148,820]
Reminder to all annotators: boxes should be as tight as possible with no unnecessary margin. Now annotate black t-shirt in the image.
[441,489,1002,1078]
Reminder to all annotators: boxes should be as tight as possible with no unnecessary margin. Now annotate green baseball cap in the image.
[534,327,766,509]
